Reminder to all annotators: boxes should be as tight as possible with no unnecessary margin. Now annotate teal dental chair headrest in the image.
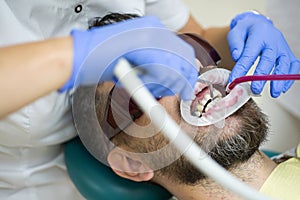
[64,137,172,200]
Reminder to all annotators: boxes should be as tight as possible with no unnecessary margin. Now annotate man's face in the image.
[134,95,268,185]
[97,77,268,185]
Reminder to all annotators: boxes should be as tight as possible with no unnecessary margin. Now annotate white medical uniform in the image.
[0,0,189,199]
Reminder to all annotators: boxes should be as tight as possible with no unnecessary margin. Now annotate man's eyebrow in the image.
[175,99,181,118]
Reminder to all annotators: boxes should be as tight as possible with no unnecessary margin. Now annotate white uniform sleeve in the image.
[145,0,190,31]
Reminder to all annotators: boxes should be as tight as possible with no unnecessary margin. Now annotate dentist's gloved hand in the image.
[227,11,300,97]
[60,16,198,100]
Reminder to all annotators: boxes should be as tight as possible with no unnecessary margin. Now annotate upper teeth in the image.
[192,89,222,117]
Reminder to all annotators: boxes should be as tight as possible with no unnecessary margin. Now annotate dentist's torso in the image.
[0,0,188,199]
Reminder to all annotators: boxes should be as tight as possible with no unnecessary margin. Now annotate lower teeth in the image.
[192,99,211,117]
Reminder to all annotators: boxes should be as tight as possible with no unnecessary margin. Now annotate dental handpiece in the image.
[227,74,300,91]
[197,78,214,99]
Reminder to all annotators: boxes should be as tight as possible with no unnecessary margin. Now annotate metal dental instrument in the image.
[227,74,300,91]
[114,58,273,200]
[197,78,214,99]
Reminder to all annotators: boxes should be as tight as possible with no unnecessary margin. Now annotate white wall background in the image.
[183,0,300,152]
[184,0,265,27]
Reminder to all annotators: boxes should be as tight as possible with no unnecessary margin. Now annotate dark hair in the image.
[89,13,140,29]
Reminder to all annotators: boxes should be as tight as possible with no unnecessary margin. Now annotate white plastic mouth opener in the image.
[181,68,252,127]
[113,58,273,200]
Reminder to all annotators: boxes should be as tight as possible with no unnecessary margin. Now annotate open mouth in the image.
[180,68,252,126]
[190,83,225,117]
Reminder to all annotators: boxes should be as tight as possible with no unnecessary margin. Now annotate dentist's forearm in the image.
[0,36,73,117]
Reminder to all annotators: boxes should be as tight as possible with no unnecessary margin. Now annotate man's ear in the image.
[107,147,154,182]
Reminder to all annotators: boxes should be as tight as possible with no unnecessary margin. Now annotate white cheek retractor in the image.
[180,68,252,127]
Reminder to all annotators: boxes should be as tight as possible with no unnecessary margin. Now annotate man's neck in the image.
[157,151,277,200]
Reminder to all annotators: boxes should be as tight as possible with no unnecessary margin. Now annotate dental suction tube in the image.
[114,58,273,200]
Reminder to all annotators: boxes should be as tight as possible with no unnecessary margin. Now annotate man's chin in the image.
[199,98,269,169]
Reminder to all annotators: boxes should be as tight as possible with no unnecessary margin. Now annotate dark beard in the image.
[160,98,269,185]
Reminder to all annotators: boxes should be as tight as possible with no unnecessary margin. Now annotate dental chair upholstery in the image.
[64,137,172,200]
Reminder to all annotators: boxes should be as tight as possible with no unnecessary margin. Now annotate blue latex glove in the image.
[227,11,300,97]
[60,16,198,100]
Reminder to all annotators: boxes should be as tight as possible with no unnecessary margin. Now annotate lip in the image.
[180,68,251,126]
[190,85,223,117]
